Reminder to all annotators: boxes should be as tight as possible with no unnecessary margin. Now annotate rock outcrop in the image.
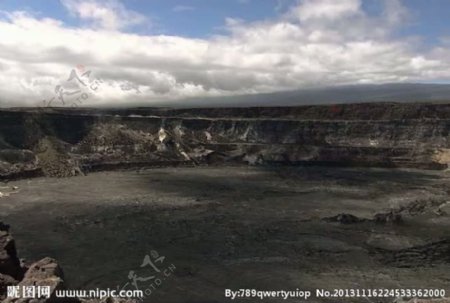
[0,223,23,300]
[0,273,18,300]
[2,102,450,179]
[3,257,67,303]
[0,223,23,282]
[0,223,137,302]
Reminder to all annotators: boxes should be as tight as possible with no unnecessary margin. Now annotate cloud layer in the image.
[0,0,449,107]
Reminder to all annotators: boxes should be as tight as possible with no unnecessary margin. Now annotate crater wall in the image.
[1,102,450,178]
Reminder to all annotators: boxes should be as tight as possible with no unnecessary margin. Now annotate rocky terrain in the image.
[1,103,450,302]
[0,166,449,302]
[0,222,64,302]
[0,222,137,302]
[2,102,450,179]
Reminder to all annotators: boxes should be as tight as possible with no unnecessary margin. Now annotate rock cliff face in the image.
[1,102,450,178]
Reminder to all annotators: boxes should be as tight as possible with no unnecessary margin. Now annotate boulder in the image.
[24,257,64,302]
[437,201,450,215]
[0,224,85,303]
[4,257,70,303]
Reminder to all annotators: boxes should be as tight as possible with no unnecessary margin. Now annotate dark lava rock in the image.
[20,257,64,286]
[374,211,403,224]
[0,223,70,302]
[3,103,450,178]
[35,137,83,178]
[0,273,18,300]
[0,224,129,303]
[4,257,71,303]
[0,222,23,280]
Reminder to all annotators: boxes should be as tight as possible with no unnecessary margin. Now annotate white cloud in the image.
[61,0,147,30]
[0,0,449,107]
[294,0,361,21]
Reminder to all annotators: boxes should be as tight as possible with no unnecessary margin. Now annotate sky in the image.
[0,0,450,107]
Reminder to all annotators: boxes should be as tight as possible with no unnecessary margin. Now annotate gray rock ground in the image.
[0,166,449,303]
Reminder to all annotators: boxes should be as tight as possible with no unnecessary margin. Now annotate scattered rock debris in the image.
[35,137,83,178]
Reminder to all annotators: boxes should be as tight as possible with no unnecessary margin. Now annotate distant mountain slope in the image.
[3,83,450,109]
[140,83,450,108]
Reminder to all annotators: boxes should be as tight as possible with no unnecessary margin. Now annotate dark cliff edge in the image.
[1,102,450,179]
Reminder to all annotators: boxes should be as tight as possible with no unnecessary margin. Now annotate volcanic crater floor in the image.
[1,166,449,302]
